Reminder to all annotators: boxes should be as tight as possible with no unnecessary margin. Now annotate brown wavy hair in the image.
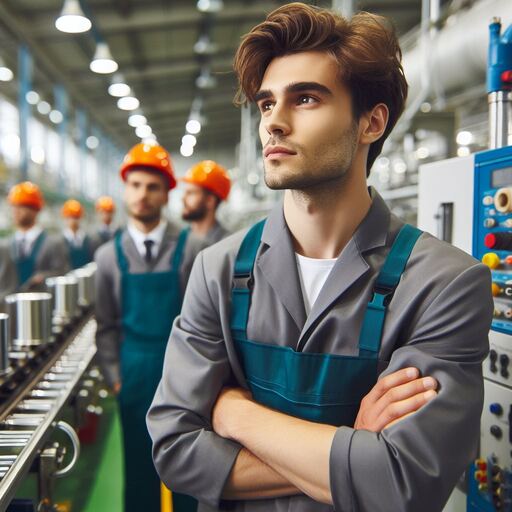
[233,2,408,176]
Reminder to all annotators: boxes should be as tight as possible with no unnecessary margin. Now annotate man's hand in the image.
[354,367,437,431]
[112,381,122,395]
[30,273,45,286]
[212,387,253,440]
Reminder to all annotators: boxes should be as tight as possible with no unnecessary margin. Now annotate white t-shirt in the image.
[295,253,337,315]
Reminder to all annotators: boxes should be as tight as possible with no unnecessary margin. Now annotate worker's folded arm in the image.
[330,263,492,512]
[147,251,243,508]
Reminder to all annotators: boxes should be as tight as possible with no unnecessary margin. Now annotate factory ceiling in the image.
[0,0,448,155]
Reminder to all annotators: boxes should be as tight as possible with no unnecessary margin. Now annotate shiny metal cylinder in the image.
[0,314,10,374]
[488,91,512,149]
[4,293,53,348]
[70,265,96,307]
[45,276,79,327]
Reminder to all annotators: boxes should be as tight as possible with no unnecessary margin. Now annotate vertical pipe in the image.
[54,84,68,189]
[76,108,87,194]
[18,45,32,182]
[332,0,353,18]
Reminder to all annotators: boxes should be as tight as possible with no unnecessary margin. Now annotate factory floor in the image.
[10,396,123,512]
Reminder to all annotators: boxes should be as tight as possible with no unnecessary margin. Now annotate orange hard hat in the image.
[62,199,84,219]
[8,181,44,211]
[182,160,231,201]
[120,143,176,190]
[95,196,116,213]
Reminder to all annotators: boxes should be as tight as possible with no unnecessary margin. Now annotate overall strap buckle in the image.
[233,273,253,290]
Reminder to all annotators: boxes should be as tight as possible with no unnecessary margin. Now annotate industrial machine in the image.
[417,15,512,512]
[0,263,103,512]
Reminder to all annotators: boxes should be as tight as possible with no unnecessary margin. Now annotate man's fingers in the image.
[375,390,437,431]
[371,376,438,419]
[365,367,420,403]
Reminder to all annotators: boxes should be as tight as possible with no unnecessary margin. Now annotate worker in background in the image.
[94,142,204,512]
[147,4,492,512]
[91,195,119,252]
[181,160,231,244]
[1,182,69,295]
[61,199,94,269]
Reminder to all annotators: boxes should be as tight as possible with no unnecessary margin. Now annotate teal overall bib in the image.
[66,236,92,269]
[231,221,422,426]
[115,230,197,512]
[13,231,46,287]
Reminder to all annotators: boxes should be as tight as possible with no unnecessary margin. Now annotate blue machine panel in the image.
[473,146,512,335]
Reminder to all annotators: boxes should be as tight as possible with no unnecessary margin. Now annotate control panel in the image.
[473,146,512,335]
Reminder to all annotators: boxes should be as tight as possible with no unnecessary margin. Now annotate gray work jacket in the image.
[94,221,207,387]
[147,189,493,512]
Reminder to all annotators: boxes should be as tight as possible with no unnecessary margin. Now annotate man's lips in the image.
[263,145,296,158]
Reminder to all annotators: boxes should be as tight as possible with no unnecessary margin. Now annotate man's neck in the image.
[190,213,217,238]
[283,168,372,259]
[130,216,161,234]
[17,222,36,234]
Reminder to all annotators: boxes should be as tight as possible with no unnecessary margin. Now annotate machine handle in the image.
[435,202,454,243]
[53,421,80,478]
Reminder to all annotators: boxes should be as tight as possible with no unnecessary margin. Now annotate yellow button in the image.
[492,283,501,297]
[483,252,501,269]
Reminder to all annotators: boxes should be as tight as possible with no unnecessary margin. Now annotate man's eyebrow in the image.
[254,82,333,103]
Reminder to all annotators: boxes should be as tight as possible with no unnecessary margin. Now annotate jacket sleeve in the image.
[0,243,17,311]
[329,263,493,512]
[94,247,121,388]
[147,251,242,507]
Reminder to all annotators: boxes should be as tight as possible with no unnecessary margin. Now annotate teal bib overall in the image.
[14,231,46,287]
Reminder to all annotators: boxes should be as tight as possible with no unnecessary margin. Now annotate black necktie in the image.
[18,237,26,258]
[143,239,155,263]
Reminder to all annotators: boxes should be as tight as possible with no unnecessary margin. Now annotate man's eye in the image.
[298,95,316,105]
[260,101,273,112]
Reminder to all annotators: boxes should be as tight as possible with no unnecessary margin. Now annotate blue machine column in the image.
[54,84,69,189]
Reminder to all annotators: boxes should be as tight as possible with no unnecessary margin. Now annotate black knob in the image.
[500,367,509,379]
[490,349,498,363]
[500,354,509,368]
[485,232,512,250]
[491,425,503,439]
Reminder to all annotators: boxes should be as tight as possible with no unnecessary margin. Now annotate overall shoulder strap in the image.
[171,228,190,271]
[230,220,266,341]
[358,224,423,357]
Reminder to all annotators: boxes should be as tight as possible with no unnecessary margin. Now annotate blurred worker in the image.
[147,4,492,512]
[61,199,94,269]
[181,160,231,244]
[94,143,204,512]
[2,182,69,294]
[92,195,120,252]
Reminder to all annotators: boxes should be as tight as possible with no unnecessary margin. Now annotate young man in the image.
[94,142,204,512]
[147,4,492,512]
[91,195,119,252]
[181,160,231,244]
[61,199,94,269]
[1,181,69,295]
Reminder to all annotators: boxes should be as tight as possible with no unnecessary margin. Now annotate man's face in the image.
[256,51,359,190]
[66,217,80,232]
[123,170,169,223]
[98,210,114,226]
[182,183,209,222]
[11,205,38,229]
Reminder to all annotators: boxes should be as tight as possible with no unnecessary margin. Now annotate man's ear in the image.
[359,103,389,145]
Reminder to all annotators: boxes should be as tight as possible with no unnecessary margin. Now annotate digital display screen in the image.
[492,167,512,188]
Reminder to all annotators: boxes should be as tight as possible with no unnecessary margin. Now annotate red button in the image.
[502,70,512,84]
[485,233,497,248]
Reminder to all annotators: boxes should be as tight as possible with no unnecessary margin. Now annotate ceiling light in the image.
[55,0,91,33]
[0,60,13,82]
[37,101,51,115]
[117,96,139,111]
[26,91,40,105]
[49,110,64,124]
[194,35,217,55]
[196,68,217,89]
[108,74,131,97]
[128,114,147,127]
[186,119,201,135]
[456,130,473,146]
[457,146,470,157]
[90,42,118,74]
[86,135,99,149]
[30,147,45,165]
[182,134,197,147]
[180,144,194,157]
[135,125,152,138]
[196,0,224,13]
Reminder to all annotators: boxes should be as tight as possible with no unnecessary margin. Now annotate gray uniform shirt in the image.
[0,231,70,298]
[94,221,207,387]
[147,189,493,512]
